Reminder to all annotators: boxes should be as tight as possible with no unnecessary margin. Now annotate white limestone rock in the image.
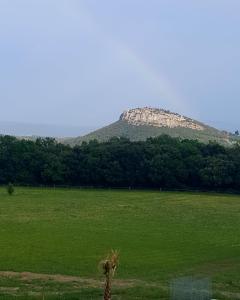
[120,107,204,131]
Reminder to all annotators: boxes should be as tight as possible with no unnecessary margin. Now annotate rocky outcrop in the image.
[120,107,204,131]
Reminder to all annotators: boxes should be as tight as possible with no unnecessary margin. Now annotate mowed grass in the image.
[0,187,240,299]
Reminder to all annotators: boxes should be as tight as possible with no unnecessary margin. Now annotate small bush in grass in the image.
[100,250,119,300]
[7,183,14,195]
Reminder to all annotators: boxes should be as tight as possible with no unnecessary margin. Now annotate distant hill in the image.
[65,107,239,146]
[0,121,95,138]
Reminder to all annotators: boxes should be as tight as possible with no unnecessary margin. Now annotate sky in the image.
[0,0,240,136]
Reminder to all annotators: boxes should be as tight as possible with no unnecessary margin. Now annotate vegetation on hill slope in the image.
[65,120,233,146]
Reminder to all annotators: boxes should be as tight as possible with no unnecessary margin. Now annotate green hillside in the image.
[65,119,234,146]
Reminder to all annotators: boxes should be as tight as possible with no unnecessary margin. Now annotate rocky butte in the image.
[120,107,204,131]
[64,106,236,146]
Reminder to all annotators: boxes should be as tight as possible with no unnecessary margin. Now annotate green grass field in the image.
[0,187,240,299]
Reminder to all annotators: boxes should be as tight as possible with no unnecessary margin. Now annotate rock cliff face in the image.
[120,107,204,131]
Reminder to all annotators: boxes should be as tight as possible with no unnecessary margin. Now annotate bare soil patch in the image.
[0,271,155,289]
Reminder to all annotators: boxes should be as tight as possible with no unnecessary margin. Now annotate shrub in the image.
[7,183,14,196]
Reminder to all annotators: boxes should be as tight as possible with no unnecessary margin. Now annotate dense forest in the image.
[0,134,240,191]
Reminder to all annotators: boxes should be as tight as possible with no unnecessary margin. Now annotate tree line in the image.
[0,134,240,191]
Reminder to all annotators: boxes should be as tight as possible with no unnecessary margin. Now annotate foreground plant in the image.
[100,250,119,300]
[7,183,14,195]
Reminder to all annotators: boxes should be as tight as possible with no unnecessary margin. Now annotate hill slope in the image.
[65,107,236,146]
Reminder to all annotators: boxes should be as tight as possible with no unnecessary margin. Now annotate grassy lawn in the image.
[0,187,240,299]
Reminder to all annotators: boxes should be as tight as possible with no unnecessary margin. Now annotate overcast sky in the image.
[0,0,240,134]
